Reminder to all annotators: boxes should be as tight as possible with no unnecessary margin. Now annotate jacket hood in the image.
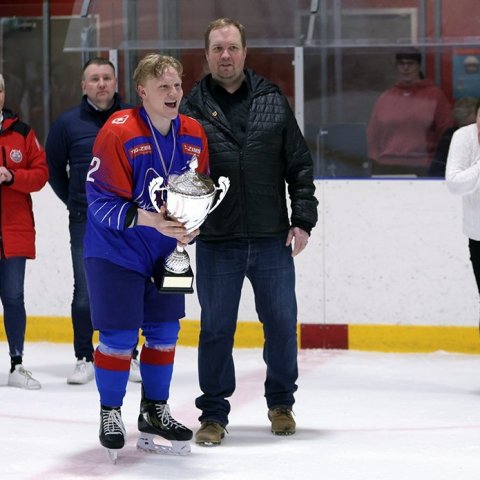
[1,108,19,131]
[245,69,279,96]
[185,69,279,109]
[393,78,436,91]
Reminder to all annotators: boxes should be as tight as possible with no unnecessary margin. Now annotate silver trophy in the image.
[149,157,230,293]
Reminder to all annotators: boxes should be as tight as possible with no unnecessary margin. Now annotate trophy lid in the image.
[168,158,215,196]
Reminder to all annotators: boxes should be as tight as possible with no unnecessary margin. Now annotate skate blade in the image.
[107,448,119,464]
[136,433,191,456]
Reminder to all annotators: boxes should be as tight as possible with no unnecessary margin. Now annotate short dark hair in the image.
[204,18,246,51]
[395,48,422,64]
[82,57,116,78]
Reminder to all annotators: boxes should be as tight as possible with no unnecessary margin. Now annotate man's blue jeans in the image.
[0,257,27,357]
[69,216,93,361]
[195,237,298,426]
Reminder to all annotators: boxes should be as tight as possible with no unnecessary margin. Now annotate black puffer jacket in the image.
[181,69,318,241]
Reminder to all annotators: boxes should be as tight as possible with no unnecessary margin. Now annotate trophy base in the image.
[152,265,194,294]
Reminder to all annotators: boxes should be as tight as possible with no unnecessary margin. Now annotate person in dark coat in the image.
[45,58,139,384]
[181,17,318,444]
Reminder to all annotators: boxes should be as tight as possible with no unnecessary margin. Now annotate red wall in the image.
[0,0,74,17]
[3,0,479,104]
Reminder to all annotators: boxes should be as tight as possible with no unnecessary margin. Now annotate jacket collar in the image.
[81,92,123,116]
[187,69,278,111]
[0,108,18,132]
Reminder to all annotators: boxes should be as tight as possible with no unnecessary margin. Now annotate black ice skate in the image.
[99,405,126,463]
[137,390,192,455]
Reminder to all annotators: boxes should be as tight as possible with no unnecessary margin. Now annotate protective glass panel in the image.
[0,0,479,176]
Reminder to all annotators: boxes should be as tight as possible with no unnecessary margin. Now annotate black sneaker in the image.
[99,406,126,449]
[138,398,192,442]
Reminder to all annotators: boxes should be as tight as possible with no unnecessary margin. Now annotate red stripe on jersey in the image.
[94,349,131,371]
[140,346,176,366]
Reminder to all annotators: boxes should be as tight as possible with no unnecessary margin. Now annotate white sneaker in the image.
[128,358,142,383]
[8,364,41,390]
[67,358,94,385]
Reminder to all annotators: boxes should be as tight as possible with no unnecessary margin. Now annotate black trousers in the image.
[468,239,480,296]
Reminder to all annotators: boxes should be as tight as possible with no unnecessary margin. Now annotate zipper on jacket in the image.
[203,96,241,146]
[238,149,249,235]
[0,146,5,258]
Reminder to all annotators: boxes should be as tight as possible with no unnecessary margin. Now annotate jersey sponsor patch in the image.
[112,114,129,125]
[10,149,22,163]
[182,143,201,156]
[129,143,152,158]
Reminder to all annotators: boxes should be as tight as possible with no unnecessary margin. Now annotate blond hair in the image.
[133,53,183,88]
[0,74,5,90]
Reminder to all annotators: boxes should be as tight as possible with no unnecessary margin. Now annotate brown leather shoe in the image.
[268,407,296,435]
[195,421,225,446]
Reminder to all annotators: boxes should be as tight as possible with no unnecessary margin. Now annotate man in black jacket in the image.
[46,58,140,385]
[181,18,318,445]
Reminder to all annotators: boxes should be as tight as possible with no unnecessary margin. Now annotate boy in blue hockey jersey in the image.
[84,53,209,461]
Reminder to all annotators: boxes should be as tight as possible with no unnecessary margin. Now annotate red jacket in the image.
[0,109,48,259]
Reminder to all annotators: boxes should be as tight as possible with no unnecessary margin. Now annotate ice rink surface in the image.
[1,342,480,479]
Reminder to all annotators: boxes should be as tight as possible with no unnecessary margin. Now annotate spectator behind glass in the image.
[367,48,453,176]
[45,58,140,385]
[180,17,318,445]
[429,96,478,177]
[445,99,480,321]
[0,73,49,389]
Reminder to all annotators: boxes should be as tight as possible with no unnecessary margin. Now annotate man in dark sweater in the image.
[46,58,139,384]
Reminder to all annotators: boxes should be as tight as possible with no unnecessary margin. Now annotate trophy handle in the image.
[207,176,230,214]
[148,176,166,213]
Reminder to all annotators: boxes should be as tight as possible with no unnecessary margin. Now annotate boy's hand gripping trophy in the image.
[148,156,229,293]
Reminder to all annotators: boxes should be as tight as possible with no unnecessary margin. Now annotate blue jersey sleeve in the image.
[86,125,134,230]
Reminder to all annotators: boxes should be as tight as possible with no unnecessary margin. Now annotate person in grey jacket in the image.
[180,17,318,445]
[46,57,139,385]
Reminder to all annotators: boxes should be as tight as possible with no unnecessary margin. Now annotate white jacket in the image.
[446,123,480,240]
